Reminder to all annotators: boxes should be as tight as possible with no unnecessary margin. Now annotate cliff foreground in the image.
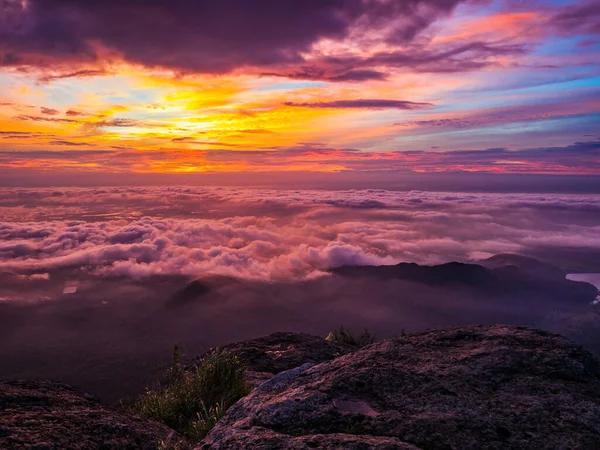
[3,325,600,449]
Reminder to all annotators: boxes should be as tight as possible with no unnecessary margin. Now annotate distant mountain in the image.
[168,275,241,306]
[481,253,566,280]
[332,261,495,286]
[331,256,598,304]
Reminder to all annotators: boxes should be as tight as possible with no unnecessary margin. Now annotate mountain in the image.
[481,253,567,280]
[331,257,598,304]
[168,275,242,306]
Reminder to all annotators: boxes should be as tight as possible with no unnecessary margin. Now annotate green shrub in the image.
[325,326,375,347]
[132,348,250,443]
[186,400,227,442]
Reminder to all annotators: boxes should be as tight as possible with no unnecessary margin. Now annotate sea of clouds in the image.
[1,187,600,281]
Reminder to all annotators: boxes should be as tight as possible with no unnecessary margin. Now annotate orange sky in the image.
[1,1,599,176]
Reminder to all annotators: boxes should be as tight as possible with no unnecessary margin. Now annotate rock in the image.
[200,325,600,449]
[0,380,183,449]
[196,332,357,375]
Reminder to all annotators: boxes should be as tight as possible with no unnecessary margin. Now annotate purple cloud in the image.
[65,110,89,117]
[92,119,140,128]
[0,187,599,280]
[0,0,485,78]
[40,107,60,115]
[48,140,93,147]
[38,69,111,84]
[284,99,433,109]
[551,1,600,35]
[15,115,78,123]
[327,70,388,82]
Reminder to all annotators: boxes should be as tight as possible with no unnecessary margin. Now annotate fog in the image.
[1,187,599,402]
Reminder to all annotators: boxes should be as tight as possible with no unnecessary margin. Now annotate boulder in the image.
[0,380,182,449]
[196,331,357,383]
[200,325,600,449]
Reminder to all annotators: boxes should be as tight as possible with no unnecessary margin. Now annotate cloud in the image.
[65,110,89,117]
[327,70,388,82]
[394,92,600,130]
[40,107,60,115]
[92,118,140,128]
[1,141,599,175]
[551,1,600,35]
[48,140,93,147]
[0,0,516,79]
[284,99,433,109]
[238,129,274,134]
[0,131,48,139]
[261,40,526,81]
[171,136,206,142]
[0,187,599,281]
[37,69,111,84]
[263,69,389,82]
[14,115,78,123]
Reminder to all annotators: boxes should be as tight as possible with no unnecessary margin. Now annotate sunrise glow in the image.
[0,0,598,177]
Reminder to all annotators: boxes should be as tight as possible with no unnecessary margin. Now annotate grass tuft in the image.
[326,326,375,347]
[132,347,250,443]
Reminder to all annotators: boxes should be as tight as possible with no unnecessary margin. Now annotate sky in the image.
[0,0,599,180]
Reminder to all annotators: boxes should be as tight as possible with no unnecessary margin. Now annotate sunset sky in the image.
[1,0,599,177]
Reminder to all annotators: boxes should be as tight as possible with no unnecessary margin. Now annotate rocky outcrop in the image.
[200,325,600,449]
[196,332,358,387]
[0,380,180,449]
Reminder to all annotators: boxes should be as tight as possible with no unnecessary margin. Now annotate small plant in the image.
[326,326,375,347]
[157,431,190,450]
[132,349,250,443]
[186,400,227,442]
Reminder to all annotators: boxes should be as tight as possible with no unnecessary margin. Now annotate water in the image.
[567,273,600,304]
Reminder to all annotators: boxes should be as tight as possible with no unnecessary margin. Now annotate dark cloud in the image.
[284,99,433,109]
[65,110,89,117]
[0,131,52,139]
[327,41,527,74]
[14,115,78,123]
[262,69,389,82]
[551,1,600,35]
[396,118,478,128]
[40,107,60,115]
[262,41,525,80]
[0,0,502,78]
[171,136,205,142]
[327,70,388,82]
[238,129,274,134]
[168,139,242,147]
[92,118,140,128]
[0,131,38,135]
[38,69,111,83]
[48,140,93,147]
[0,149,112,160]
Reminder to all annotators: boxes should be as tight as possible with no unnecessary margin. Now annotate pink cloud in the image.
[0,188,599,281]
